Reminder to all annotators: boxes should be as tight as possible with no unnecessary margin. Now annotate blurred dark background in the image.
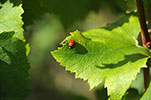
[2,0,147,99]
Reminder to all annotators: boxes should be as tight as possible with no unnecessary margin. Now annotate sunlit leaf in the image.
[51,16,151,99]
[0,0,24,40]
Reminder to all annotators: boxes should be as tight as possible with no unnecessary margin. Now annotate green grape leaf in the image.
[51,16,151,99]
[0,32,30,99]
[125,0,137,13]
[0,0,24,40]
[0,0,30,99]
[140,81,151,100]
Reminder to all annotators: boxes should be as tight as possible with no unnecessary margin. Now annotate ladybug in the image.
[145,42,151,49]
[68,40,75,49]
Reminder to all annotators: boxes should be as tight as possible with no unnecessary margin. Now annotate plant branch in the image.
[136,0,150,44]
[136,0,150,91]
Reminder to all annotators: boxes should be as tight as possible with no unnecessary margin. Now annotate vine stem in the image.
[136,0,150,91]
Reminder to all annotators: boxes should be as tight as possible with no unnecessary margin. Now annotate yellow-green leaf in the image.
[51,16,151,99]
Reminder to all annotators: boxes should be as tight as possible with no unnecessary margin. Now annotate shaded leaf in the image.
[122,88,140,100]
[0,32,30,99]
[125,0,136,13]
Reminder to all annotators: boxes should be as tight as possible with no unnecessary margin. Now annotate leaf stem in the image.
[136,0,150,91]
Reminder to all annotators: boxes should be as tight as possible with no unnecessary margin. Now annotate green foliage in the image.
[122,89,140,100]
[0,32,30,99]
[125,0,136,13]
[0,1,30,99]
[0,0,24,40]
[51,16,151,99]
[23,0,102,27]
[22,0,125,28]
[140,81,151,100]
[1,0,151,99]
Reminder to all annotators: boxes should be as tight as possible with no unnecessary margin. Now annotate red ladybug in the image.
[68,40,75,49]
[145,42,151,49]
